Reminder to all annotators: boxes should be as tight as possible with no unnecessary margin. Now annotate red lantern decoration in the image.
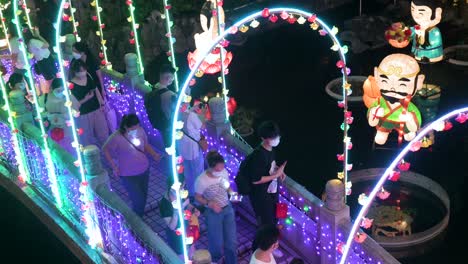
[388,171,401,182]
[261,8,270,18]
[269,15,278,23]
[227,97,237,115]
[50,128,65,142]
[276,203,288,219]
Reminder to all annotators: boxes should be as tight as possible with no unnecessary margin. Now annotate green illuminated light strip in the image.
[21,0,32,30]
[214,0,229,121]
[67,0,80,41]
[127,2,144,74]
[93,0,109,67]
[0,73,28,181]
[13,0,62,208]
[0,5,11,52]
[56,0,102,247]
[162,0,179,92]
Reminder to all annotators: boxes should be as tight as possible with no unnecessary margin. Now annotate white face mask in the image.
[72,52,81,59]
[127,129,138,137]
[212,168,227,178]
[270,136,280,147]
[53,90,65,98]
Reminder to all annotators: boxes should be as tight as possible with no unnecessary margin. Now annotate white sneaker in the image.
[272,248,284,258]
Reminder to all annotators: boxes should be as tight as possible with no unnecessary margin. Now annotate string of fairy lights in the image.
[90,0,109,67]
[63,0,81,42]
[0,2,11,52]
[125,0,144,75]
[162,0,180,92]
[12,0,62,207]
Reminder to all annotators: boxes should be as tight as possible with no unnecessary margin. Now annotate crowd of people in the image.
[2,25,301,264]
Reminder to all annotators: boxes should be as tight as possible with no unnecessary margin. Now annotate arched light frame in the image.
[162,0,180,91]
[12,0,62,207]
[339,106,468,264]
[170,7,349,263]
[0,3,11,52]
[55,0,103,247]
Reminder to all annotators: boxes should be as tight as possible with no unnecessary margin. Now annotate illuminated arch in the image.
[170,7,351,262]
[339,106,468,264]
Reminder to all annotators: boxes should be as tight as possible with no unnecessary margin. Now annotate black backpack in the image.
[235,151,255,195]
[144,88,172,131]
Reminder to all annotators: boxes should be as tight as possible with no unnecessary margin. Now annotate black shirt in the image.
[34,55,58,80]
[71,57,102,93]
[70,75,100,115]
[249,145,276,196]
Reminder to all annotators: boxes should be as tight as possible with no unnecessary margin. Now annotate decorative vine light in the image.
[214,0,230,121]
[0,72,28,182]
[340,106,468,264]
[90,0,109,67]
[18,0,32,30]
[0,2,11,51]
[170,7,351,262]
[55,0,103,248]
[125,0,144,74]
[62,0,80,42]
[162,0,180,91]
[12,0,62,207]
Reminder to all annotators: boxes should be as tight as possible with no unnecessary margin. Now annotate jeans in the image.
[183,154,204,195]
[120,170,150,217]
[204,204,237,264]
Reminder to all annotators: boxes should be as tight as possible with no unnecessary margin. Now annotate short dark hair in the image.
[51,78,63,90]
[258,121,280,139]
[159,64,175,76]
[119,113,140,134]
[206,150,224,168]
[69,59,87,79]
[7,73,24,88]
[289,258,304,264]
[254,224,280,251]
[412,0,442,20]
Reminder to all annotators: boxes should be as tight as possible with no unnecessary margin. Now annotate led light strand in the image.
[162,0,180,92]
[56,0,102,248]
[12,0,62,207]
[214,0,230,121]
[339,106,468,264]
[66,0,80,41]
[0,72,28,181]
[126,0,144,74]
[91,0,109,67]
[0,3,11,52]
[19,0,32,30]
[171,7,349,262]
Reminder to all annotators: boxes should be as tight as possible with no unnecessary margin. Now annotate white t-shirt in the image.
[249,250,276,264]
[179,110,203,160]
[194,170,230,208]
[28,39,50,61]
[10,37,27,69]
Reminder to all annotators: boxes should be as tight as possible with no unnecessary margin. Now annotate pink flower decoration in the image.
[336,60,345,68]
[444,121,453,131]
[377,189,390,200]
[280,11,289,20]
[336,154,344,161]
[410,141,422,152]
[397,160,411,171]
[388,171,400,182]
[455,113,467,124]
[360,218,374,229]
[354,232,367,243]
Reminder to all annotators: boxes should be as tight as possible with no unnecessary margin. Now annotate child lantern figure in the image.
[366,54,423,145]
[389,0,443,63]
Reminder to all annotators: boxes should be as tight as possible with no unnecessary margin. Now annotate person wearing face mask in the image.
[103,114,161,216]
[250,224,281,264]
[247,121,286,258]
[6,73,34,112]
[71,42,104,95]
[159,176,199,259]
[194,151,238,264]
[40,78,78,153]
[144,64,177,148]
[69,59,109,147]
[178,100,208,196]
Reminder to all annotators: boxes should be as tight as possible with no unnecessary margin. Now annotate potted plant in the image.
[385,22,412,48]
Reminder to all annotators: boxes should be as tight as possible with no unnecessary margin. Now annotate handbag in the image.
[89,73,117,132]
[276,202,288,219]
[182,130,208,151]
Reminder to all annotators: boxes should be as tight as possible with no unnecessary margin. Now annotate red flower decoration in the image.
[129,38,135,45]
[62,14,70,21]
[336,154,344,161]
[397,160,410,171]
[410,141,422,152]
[189,79,196,86]
[308,14,317,23]
[269,15,278,23]
[100,24,105,29]
[164,5,171,10]
[92,16,98,21]
[99,52,104,58]
[414,25,421,30]
[444,121,453,131]
[230,26,238,34]
[184,209,192,220]
[130,31,135,37]
[227,97,237,115]
[217,1,223,6]
[175,229,182,236]
[68,83,74,90]
[125,0,132,6]
[455,113,468,123]
[337,242,345,254]
[50,128,65,142]
[261,8,270,18]
[77,128,84,135]
[220,40,230,48]
[280,11,289,20]
[287,16,297,24]
[336,60,345,68]
[388,171,401,182]
[337,101,345,108]
[101,60,107,66]
[177,165,184,174]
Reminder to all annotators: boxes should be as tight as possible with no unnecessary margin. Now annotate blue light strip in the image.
[170,7,348,262]
[339,106,468,264]
[12,0,62,207]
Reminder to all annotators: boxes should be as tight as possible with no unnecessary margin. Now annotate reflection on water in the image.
[349,181,446,236]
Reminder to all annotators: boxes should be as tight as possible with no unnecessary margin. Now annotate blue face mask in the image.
[53,90,65,98]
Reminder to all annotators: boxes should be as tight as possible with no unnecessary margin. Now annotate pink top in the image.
[104,127,149,176]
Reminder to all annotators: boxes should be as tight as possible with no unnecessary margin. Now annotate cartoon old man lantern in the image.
[365,54,423,145]
[388,0,443,63]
